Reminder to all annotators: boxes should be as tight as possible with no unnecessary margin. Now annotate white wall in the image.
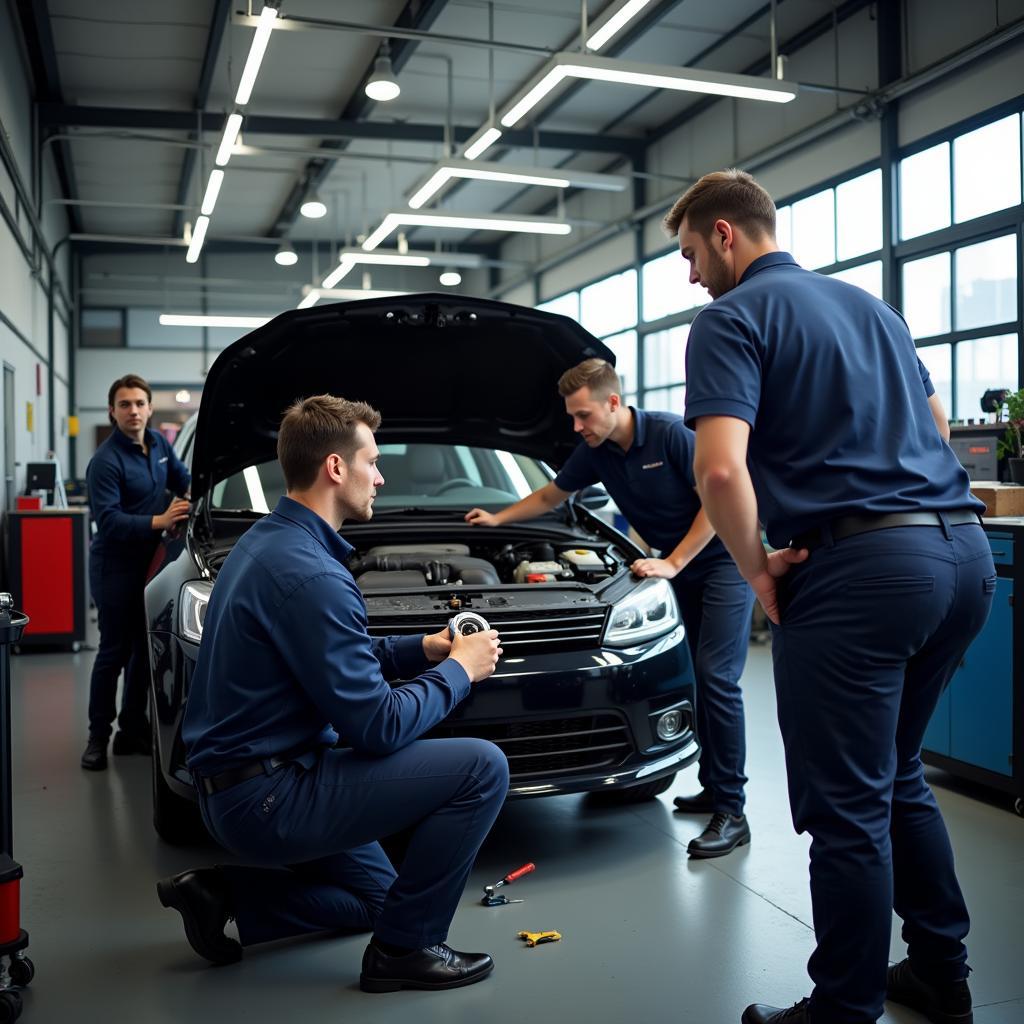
[0,3,72,507]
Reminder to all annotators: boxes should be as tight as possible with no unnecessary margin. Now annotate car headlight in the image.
[180,581,212,643]
[604,577,680,648]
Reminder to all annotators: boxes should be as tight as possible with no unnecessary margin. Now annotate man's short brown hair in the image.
[107,373,152,425]
[662,168,776,241]
[557,358,621,400]
[277,394,382,491]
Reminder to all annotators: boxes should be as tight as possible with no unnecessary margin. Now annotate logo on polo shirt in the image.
[642,461,664,470]
[159,456,168,464]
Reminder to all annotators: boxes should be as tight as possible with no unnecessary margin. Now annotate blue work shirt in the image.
[554,407,729,566]
[86,426,190,563]
[183,496,471,773]
[683,252,982,549]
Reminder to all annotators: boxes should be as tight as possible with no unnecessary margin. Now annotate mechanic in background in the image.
[81,373,190,771]
[159,394,507,994]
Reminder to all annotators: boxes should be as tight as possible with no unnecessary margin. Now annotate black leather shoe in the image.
[80,736,108,771]
[112,730,151,756]
[688,812,751,858]
[741,998,811,1023]
[887,958,973,1024]
[156,868,242,965]
[360,941,494,992]
[673,789,716,813]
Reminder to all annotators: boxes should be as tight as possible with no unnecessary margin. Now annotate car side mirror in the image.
[578,485,610,510]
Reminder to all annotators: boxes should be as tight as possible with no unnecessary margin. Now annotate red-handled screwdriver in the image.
[483,862,535,899]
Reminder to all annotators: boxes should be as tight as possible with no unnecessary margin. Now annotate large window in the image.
[536,291,580,320]
[580,269,637,337]
[643,325,688,413]
[953,114,1021,224]
[641,250,708,321]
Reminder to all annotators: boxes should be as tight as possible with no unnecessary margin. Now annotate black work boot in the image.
[360,941,494,992]
[156,868,242,965]
[672,788,716,813]
[688,811,751,858]
[741,998,812,1023]
[80,736,108,771]
[112,730,151,756]
[887,958,973,1024]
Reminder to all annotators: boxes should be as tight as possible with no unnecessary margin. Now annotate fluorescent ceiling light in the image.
[300,192,328,218]
[242,465,270,513]
[159,314,271,328]
[215,113,243,167]
[408,158,628,209]
[235,4,278,105]
[500,52,798,128]
[321,251,432,288]
[200,169,225,216]
[587,0,653,51]
[297,289,321,309]
[439,269,462,287]
[185,215,210,263]
[362,211,572,251]
[297,286,409,309]
[463,126,503,161]
[274,241,298,266]
[174,389,192,404]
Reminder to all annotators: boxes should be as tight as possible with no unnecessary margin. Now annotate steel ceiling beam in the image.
[37,104,642,155]
[173,0,231,238]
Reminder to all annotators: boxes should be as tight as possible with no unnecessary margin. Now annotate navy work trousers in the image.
[771,520,994,1023]
[197,737,509,949]
[87,556,151,741]
[673,556,755,816]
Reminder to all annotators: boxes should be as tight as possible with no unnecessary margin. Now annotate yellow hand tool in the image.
[517,930,561,947]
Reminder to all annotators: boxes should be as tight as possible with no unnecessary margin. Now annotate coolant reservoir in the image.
[514,560,567,584]
[560,549,604,572]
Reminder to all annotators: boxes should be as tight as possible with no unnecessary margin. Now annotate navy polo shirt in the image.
[684,252,982,549]
[86,426,190,563]
[554,407,728,565]
[183,496,471,773]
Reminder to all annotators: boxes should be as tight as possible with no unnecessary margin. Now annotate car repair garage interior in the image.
[0,1,1023,1022]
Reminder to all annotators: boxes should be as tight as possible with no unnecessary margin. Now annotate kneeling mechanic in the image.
[158,394,508,992]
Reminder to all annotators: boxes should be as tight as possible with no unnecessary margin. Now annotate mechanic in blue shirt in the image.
[159,395,507,994]
[80,374,191,771]
[665,169,992,1024]
[466,358,756,858]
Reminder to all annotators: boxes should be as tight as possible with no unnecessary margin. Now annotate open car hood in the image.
[190,293,614,496]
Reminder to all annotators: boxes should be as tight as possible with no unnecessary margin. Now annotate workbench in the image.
[922,518,1023,815]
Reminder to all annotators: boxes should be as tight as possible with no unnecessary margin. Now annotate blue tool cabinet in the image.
[921,519,1023,814]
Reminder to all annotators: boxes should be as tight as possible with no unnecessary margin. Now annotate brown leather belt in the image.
[790,510,982,552]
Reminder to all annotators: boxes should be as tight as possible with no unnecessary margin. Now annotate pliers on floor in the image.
[517,930,561,947]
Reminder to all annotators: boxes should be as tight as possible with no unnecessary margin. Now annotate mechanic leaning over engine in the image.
[466,358,755,858]
[158,393,508,993]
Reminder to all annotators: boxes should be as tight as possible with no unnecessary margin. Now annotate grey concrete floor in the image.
[7,638,1023,1024]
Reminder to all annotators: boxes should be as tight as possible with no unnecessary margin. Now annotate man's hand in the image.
[152,496,190,531]
[465,507,499,526]
[630,557,680,580]
[423,627,453,664]
[747,548,809,625]
[449,629,502,683]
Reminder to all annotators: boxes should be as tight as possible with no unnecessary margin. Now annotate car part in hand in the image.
[449,611,491,638]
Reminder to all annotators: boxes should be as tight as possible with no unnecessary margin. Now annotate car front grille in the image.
[428,712,634,781]
[368,604,609,655]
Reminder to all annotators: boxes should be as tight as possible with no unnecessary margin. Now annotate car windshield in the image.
[210,443,553,512]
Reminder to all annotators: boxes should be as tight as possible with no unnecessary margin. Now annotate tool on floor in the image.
[0,594,34,1022]
[517,930,561,947]
[481,894,524,907]
[482,862,535,900]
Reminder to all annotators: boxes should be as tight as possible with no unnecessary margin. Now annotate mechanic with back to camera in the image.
[466,358,757,858]
[157,394,508,993]
[81,373,191,772]
[665,168,991,1024]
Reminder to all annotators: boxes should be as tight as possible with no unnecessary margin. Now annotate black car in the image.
[145,294,698,844]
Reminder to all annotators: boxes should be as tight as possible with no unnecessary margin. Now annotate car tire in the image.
[151,712,210,846]
[589,772,676,805]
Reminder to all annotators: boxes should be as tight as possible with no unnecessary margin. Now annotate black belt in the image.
[199,749,313,796]
[790,510,981,552]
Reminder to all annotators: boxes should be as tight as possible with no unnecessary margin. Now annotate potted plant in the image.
[997,387,1024,484]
